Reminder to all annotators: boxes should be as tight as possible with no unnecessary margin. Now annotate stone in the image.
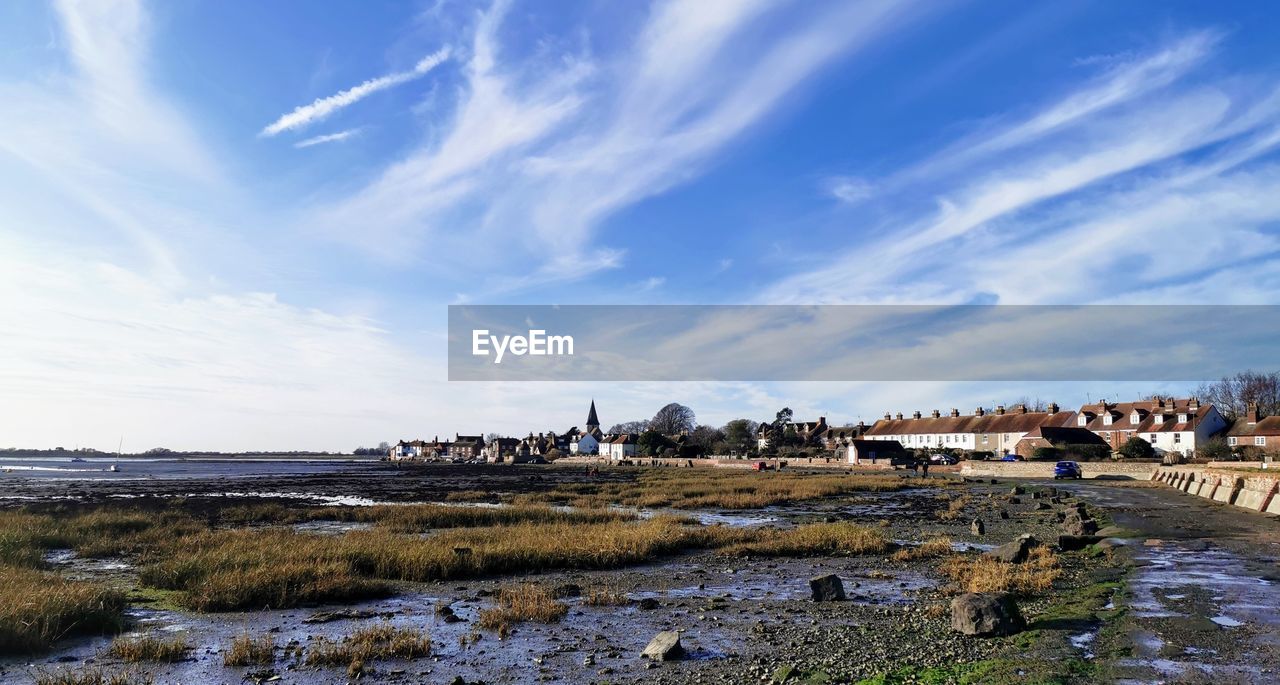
[950,592,1025,636]
[985,534,1040,564]
[1057,534,1102,551]
[1060,515,1098,536]
[998,509,1009,520]
[808,574,846,602]
[1033,502,1051,510]
[970,519,985,535]
[637,597,660,610]
[1008,497,1021,504]
[1010,486,1025,495]
[641,631,685,661]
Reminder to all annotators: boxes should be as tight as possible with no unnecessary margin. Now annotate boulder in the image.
[1060,515,1098,536]
[985,534,1040,564]
[1010,486,1025,496]
[636,597,660,610]
[950,592,1025,636]
[970,519,985,535]
[808,574,846,602]
[641,631,685,661]
[1057,534,1102,551]
[998,510,1010,520]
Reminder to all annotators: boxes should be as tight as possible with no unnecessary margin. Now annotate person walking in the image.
[920,458,930,478]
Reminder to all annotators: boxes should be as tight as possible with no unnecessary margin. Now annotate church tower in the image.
[586,399,600,432]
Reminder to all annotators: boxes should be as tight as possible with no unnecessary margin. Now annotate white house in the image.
[571,429,602,455]
[863,405,1076,455]
[603,434,637,460]
[1076,398,1226,457]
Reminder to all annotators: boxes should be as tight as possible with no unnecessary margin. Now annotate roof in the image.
[849,439,904,452]
[586,400,600,428]
[1076,399,1214,434]
[865,410,1076,436]
[1021,426,1108,446]
[1226,416,1280,437]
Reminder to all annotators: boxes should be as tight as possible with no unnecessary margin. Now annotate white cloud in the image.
[261,47,450,137]
[294,128,363,148]
[827,176,874,204]
[637,276,665,291]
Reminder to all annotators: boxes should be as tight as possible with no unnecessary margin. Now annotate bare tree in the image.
[608,420,649,434]
[649,403,696,435]
[1194,370,1280,420]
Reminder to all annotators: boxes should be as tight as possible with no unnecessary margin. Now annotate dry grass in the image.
[516,469,906,510]
[891,536,954,562]
[935,495,972,522]
[0,566,125,655]
[477,585,569,636]
[583,585,630,607]
[719,522,890,557]
[223,632,276,667]
[305,624,431,668]
[939,546,1062,595]
[105,633,192,663]
[31,667,153,685]
[443,490,492,502]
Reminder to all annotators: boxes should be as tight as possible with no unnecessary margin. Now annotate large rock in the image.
[808,574,846,602]
[1061,516,1099,536]
[641,631,685,661]
[970,519,985,535]
[1057,534,1102,551]
[951,592,1025,636]
[985,534,1040,564]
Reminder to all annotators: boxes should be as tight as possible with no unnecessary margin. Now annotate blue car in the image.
[1054,461,1083,480]
[1000,454,1021,462]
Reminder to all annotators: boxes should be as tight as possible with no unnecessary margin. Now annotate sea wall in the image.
[1151,466,1280,515]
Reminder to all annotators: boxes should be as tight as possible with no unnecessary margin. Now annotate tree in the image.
[637,430,674,456]
[722,419,758,453]
[484,433,504,444]
[1117,436,1156,460]
[767,407,794,450]
[608,420,649,434]
[1198,437,1232,462]
[688,425,724,454]
[1194,370,1280,420]
[650,403,696,435]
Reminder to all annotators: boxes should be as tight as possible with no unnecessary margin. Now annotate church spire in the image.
[586,399,600,431]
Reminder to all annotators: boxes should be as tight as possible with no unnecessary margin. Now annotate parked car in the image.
[1054,461,1083,480]
[1000,454,1022,462]
[527,456,549,465]
[929,454,958,465]
[752,461,774,471]
[889,454,918,468]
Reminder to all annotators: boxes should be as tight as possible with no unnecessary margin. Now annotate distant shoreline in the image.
[0,452,379,462]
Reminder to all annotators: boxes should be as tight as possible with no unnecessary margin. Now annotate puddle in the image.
[1210,615,1243,627]
[1069,630,1096,658]
[290,521,375,535]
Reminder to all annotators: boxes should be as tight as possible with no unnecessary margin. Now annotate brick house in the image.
[1225,402,1280,455]
[1075,397,1226,458]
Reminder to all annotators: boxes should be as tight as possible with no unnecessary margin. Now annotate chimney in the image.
[1188,397,1200,411]
[931,409,941,418]
[1246,402,1259,424]
[1016,405,1028,415]
[884,412,891,420]
[895,412,904,420]
[950,408,960,418]
[1047,402,1059,413]
[912,410,922,419]
[817,416,827,426]
[975,407,986,417]
[995,405,1006,415]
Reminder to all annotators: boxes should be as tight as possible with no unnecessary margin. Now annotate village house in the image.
[482,437,520,463]
[602,433,637,460]
[391,436,452,460]
[447,434,485,460]
[514,432,557,463]
[1013,425,1109,458]
[1075,397,1226,457]
[836,438,905,464]
[864,404,1076,454]
[756,416,830,450]
[1224,402,1280,455]
[824,422,870,451]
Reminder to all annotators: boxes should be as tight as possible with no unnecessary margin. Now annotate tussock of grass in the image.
[31,666,153,685]
[223,632,276,667]
[352,504,634,532]
[583,586,630,607]
[935,495,972,522]
[0,566,125,655]
[477,585,568,636]
[304,624,431,668]
[720,522,890,557]
[443,490,491,502]
[105,633,192,663]
[516,469,907,510]
[891,536,953,562]
[939,546,1062,595]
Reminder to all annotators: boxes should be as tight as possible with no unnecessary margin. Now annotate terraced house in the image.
[862,404,1076,455]
[1224,402,1280,455]
[1075,397,1225,457]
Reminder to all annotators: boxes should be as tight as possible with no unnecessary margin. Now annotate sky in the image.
[2,0,1279,452]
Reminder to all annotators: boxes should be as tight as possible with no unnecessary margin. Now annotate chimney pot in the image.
[895,412,903,420]
[950,408,960,418]
[931,409,941,418]
[912,410,922,419]
[975,407,985,416]
[1048,402,1059,413]
[996,405,1005,415]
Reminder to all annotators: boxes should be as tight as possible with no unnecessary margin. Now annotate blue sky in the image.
[2,0,1279,451]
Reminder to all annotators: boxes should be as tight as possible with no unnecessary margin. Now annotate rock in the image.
[772,664,798,683]
[302,609,383,624]
[1033,502,1051,510]
[1010,486,1025,496]
[1058,534,1102,551]
[985,534,1040,564]
[636,597,660,610]
[1060,515,1098,536]
[1096,526,1126,537]
[998,509,1009,520]
[950,592,1025,636]
[970,519,985,535]
[808,574,845,602]
[1031,491,1043,499]
[1008,497,1021,505]
[641,631,684,661]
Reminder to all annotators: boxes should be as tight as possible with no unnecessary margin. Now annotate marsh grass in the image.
[891,536,954,562]
[223,632,276,667]
[939,546,1062,595]
[304,624,431,668]
[0,566,125,655]
[515,469,907,510]
[31,666,153,685]
[583,585,630,607]
[719,522,890,557]
[477,585,568,636]
[105,633,192,663]
[935,495,972,522]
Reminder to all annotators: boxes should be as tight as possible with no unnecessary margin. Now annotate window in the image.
[1228,437,1237,446]
[982,435,989,443]
[1131,412,1140,424]
[1174,433,1182,444]
[1103,414,1113,426]
[1178,413,1188,423]
[1258,437,1268,447]
[1150,433,1158,442]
